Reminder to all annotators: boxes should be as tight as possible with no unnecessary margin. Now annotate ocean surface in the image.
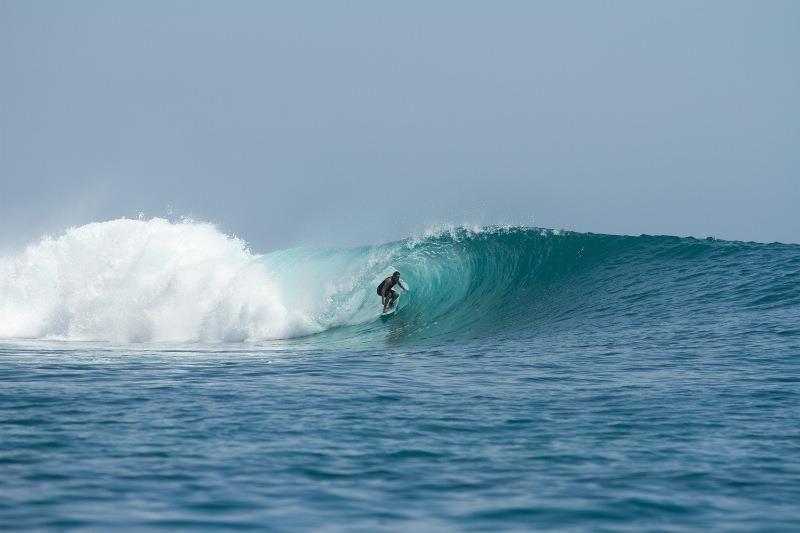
[1,219,799,530]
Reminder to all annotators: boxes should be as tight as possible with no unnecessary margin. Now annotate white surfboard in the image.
[381,295,400,316]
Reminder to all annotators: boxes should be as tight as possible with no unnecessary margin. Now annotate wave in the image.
[1,218,798,344]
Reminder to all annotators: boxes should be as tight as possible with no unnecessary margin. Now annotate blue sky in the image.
[1,1,798,249]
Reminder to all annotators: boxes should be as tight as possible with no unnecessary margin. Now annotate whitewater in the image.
[2,218,799,530]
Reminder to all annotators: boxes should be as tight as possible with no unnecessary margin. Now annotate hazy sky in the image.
[1,1,798,250]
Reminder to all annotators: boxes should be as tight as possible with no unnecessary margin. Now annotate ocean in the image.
[1,218,799,530]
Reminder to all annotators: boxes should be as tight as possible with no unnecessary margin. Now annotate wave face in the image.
[1,218,798,344]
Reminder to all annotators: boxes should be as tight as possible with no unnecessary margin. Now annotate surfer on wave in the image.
[377,271,406,313]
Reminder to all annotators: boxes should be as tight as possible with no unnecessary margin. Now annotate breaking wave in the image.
[1,218,797,344]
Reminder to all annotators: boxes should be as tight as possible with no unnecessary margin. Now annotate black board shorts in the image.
[377,283,397,297]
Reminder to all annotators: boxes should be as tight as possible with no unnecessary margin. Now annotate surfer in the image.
[377,271,406,312]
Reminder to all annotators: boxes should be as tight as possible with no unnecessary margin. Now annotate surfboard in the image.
[381,295,400,316]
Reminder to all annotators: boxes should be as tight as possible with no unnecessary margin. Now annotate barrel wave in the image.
[1,218,797,344]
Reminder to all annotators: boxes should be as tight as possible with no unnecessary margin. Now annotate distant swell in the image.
[1,218,798,343]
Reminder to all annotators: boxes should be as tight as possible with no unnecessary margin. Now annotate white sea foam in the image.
[0,218,384,342]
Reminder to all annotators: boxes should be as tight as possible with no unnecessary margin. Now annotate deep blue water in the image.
[2,226,800,529]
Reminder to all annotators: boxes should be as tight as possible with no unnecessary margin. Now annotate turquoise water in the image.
[2,225,800,529]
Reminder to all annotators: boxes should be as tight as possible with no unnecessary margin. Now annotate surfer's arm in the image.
[398,282,407,291]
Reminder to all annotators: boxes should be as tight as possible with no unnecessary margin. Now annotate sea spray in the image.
[0,219,304,341]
